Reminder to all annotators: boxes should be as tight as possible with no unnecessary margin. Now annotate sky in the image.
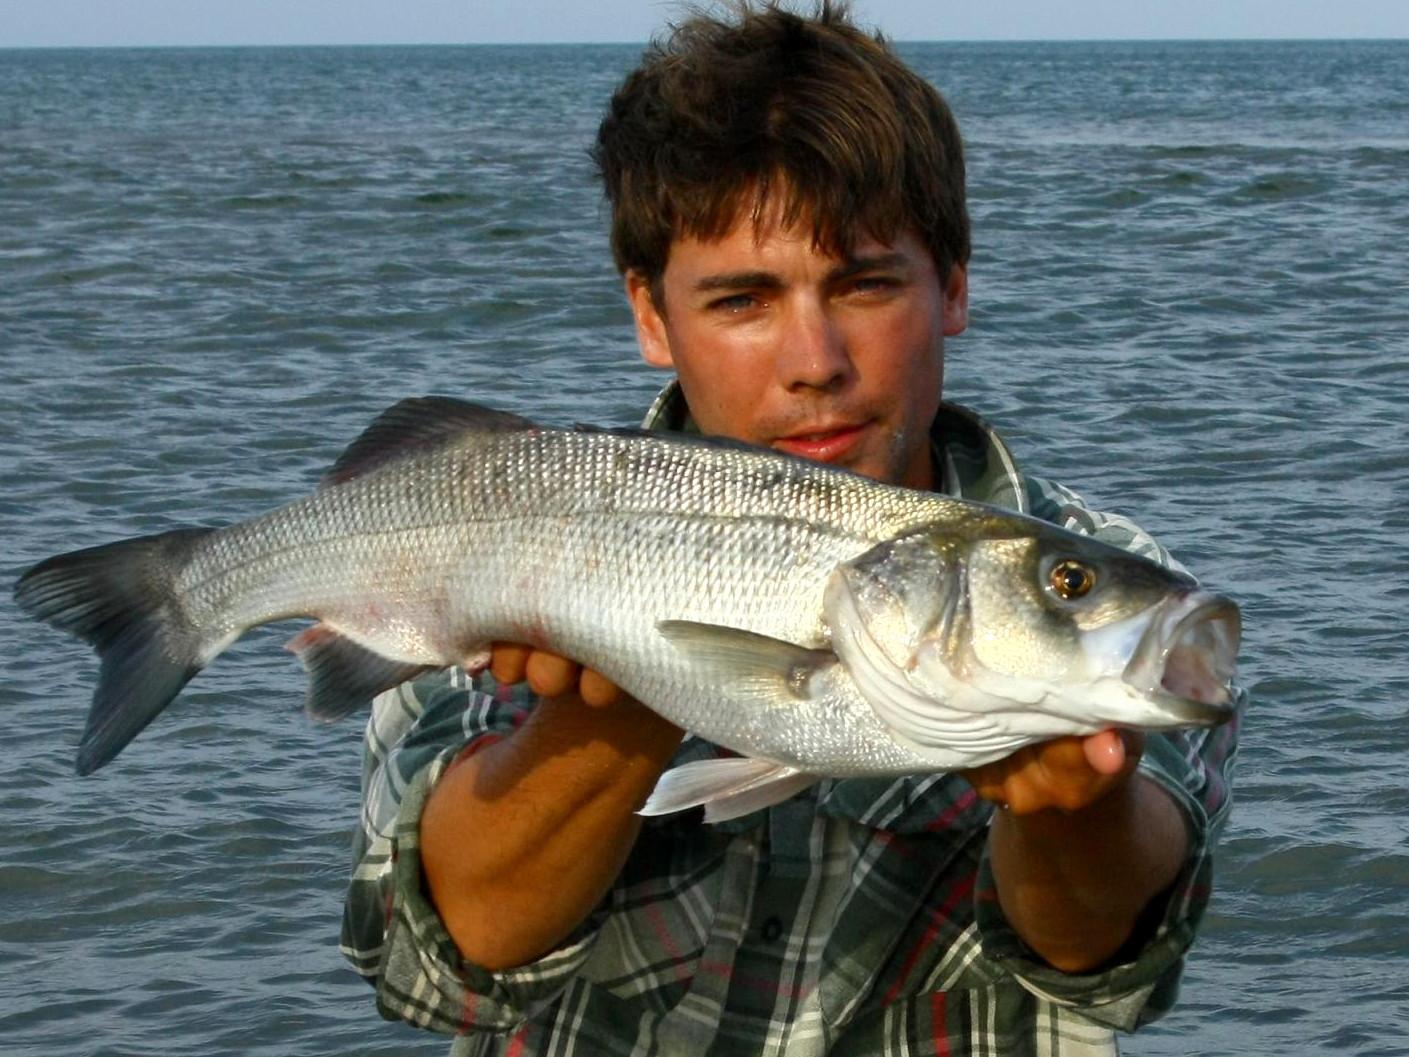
[1,0,1407,48]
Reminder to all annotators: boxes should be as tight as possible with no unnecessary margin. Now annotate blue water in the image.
[2,40,1407,1056]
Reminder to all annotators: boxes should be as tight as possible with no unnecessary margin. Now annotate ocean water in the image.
[1,39,1406,1056]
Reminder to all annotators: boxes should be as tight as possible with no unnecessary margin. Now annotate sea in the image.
[1,38,1406,1056]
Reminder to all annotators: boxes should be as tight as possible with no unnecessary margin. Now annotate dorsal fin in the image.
[322,396,537,486]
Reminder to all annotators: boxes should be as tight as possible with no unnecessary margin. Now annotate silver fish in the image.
[14,397,1240,820]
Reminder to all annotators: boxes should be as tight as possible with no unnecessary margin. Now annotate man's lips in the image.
[772,423,869,463]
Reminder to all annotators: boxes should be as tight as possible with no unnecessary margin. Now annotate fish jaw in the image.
[1025,590,1241,733]
[1111,590,1241,720]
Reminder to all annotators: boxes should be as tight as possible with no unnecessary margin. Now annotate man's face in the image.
[626,212,967,491]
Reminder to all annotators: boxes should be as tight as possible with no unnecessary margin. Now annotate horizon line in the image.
[3,34,1407,50]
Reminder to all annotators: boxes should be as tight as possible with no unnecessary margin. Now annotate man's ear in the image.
[626,271,674,368]
[942,264,969,337]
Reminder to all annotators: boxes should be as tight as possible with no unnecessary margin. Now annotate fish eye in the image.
[1048,559,1096,600]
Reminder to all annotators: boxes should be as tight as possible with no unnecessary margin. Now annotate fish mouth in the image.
[1123,590,1241,724]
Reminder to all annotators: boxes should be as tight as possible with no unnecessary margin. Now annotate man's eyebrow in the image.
[691,253,910,293]
[827,251,909,279]
[692,270,781,293]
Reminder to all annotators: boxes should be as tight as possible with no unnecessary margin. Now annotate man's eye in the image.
[850,275,900,295]
[709,293,757,312]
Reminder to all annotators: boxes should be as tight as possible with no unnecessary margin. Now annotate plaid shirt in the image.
[341,387,1241,1056]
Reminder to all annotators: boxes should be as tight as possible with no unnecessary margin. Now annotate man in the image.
[342,3,1239,1053]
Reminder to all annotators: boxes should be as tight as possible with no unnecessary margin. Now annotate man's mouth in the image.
[772,423,869,463]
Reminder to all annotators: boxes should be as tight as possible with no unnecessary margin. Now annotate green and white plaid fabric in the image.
[341,387,1241,1056]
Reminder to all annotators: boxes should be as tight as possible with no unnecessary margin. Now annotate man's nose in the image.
[782,305,854,392]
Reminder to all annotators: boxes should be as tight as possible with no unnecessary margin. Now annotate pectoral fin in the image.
[641,757,819,823]
[656,619,836,706]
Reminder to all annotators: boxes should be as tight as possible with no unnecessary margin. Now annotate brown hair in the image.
[593,1,969,291]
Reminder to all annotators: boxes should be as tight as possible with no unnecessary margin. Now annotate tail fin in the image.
[14,528,217,774]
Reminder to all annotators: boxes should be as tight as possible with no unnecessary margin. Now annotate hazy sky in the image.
[2,0,1407,48]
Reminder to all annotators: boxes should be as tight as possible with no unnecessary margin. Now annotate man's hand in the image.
[968,729,1187,973]
[488,643,626,707]
[962,729,1143,816]
[421,642,680,969]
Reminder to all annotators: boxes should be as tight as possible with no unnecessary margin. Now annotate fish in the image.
[13,396,1240,821]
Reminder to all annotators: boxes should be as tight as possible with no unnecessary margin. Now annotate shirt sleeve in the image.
[972,703,1242,1032]
[340,670,606,1035]
[974,475,1245,1031]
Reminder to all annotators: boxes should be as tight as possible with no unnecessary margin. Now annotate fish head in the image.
[825,514,1241,760]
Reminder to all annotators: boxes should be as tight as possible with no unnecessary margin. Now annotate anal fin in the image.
[286,624,435,719]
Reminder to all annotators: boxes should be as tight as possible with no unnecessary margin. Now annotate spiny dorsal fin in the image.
[322,396,537,487]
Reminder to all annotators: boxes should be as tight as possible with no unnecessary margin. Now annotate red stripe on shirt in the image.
[882,873,977,1008]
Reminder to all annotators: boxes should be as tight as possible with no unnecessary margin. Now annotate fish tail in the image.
[14,528,219,774]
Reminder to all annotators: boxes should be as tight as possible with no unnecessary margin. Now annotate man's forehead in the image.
[667,214,923,276]
[673,176,910,254]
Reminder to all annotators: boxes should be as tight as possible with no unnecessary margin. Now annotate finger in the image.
[525,649,581,699]
[489,642,532,684]
[961,752,1026,809]
[578,666,624,708]
[1022,736,1092,812]
[1081,729,1146,777]
[970,737,1096,814]
[1081,729,1128,775]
